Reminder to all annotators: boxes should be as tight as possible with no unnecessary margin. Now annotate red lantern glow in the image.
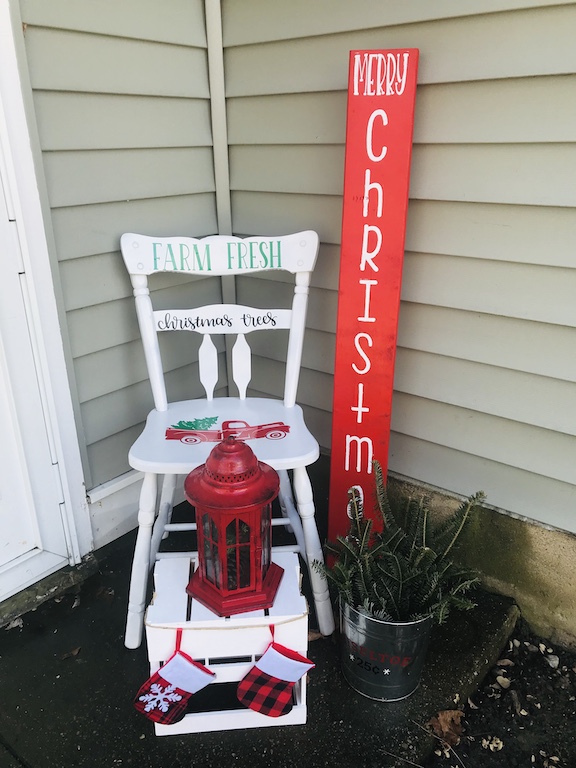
[184,436,283,616]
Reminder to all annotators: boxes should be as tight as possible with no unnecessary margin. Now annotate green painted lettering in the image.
[227,242,234,270]
[165,243,178,270]
[153,242,162,270]
[270,240,281,268]
[258,241,269,268]
[237,242,249,270]
[249,241,258,269]
[179,244,190,271]
[193,244,211,271]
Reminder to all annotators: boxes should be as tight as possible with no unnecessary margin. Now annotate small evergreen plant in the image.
[316,460,485,624]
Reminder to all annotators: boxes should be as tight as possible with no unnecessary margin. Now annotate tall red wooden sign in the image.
[328,49,419,540]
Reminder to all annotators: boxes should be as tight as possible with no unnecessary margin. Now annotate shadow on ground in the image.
[0,534,518,768]
[0,458,521,767]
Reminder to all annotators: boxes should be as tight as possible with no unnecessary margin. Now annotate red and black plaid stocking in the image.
[134,630,215,725]
[237,639,314,717]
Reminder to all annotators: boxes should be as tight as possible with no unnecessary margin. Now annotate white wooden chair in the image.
[120,230,335,648]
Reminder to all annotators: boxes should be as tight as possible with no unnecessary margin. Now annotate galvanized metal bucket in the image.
[340,602,433,701]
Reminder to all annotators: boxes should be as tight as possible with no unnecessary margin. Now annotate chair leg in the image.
[125,472,157,649]
[293,466,335,636]
[149,473,178,565]
[277,469,306,557]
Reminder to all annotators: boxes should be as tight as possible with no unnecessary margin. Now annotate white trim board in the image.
[88,471,185,550]
[0,0,92,560]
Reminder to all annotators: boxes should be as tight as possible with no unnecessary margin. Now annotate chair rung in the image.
[164,523,197,532]
[156,544,301,562]
[165,521,289,531]
[156,551,194,560]
[270,544,301,554]
[160,520,292,549]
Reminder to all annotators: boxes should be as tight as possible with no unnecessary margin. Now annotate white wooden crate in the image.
[144,551,309,735]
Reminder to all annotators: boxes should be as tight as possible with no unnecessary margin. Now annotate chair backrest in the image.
[120,231,319,412]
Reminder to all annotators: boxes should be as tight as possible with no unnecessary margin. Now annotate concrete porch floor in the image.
[0,459,519,768]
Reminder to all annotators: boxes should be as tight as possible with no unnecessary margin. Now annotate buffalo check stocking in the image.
[237,640,314,717]
[134,630,215,725]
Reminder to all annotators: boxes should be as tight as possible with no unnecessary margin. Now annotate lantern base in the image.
[186,562,284,617]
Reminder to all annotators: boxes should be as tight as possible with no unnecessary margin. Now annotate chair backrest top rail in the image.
[121,231,318,277]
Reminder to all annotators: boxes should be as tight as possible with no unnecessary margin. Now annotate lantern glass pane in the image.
[261,503,271,572]
[239,545,251,588]
[239,519,250,543]
[201,513,215,585]
[225,519,252,591]
[213,543,222,588]
[226,520,238,590]
[238,519,251,589]
[204,540,215,585]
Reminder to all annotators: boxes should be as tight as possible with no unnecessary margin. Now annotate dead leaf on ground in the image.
[428,709,465,746]
[60,647,81,660]
[96,586,115,602]
[3,618,23,631]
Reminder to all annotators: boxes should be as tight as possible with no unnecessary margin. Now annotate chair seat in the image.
[129,398,319,475]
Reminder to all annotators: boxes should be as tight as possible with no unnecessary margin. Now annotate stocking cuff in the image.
[257,644,314,683]
[160,652,215,694]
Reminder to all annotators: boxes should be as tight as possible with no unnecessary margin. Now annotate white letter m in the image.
[345,435,374,473]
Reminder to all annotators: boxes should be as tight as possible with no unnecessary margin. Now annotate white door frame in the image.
[0,1,92,574]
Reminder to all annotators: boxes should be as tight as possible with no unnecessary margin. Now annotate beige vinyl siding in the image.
[223,1,576,532]
[19,0,218,488]
[223,5,576,90]
[19,0,207,45]
[223,0,576,42]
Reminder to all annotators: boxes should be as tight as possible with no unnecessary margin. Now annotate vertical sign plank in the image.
[328,49,419,539]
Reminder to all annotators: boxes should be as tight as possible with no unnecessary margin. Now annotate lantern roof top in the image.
[184,437,279,509]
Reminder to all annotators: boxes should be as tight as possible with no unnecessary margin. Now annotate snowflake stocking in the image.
[134,634,215,724]
[237,641,314,717]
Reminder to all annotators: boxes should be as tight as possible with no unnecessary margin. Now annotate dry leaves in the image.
[59,647,81,661]
[96,586,115,603]
[428,709,465,746]
[3,618,23,631]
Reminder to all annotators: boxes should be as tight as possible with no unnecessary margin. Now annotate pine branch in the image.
[434,491,486,561]
[321,462,484,622]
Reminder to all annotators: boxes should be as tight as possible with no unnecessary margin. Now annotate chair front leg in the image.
[293,466,335,636]
[125,472,157,649]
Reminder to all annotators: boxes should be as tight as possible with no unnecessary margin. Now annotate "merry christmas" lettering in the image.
[353,52,409,97]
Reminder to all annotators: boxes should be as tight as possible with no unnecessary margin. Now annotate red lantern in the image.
[184,436,283,616]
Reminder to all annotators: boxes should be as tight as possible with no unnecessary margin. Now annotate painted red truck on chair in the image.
[165,419,290,444]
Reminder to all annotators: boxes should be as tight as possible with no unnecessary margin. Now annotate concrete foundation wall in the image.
[388,474,576,650]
